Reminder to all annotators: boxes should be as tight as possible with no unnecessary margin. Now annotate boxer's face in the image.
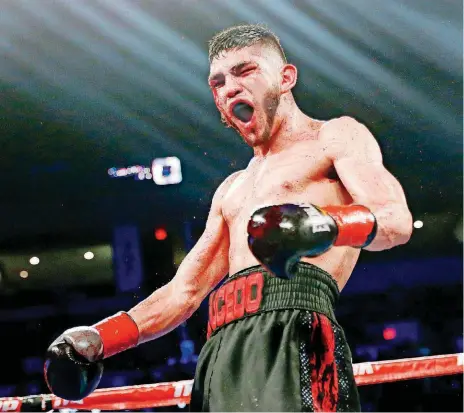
[209,43,284,147]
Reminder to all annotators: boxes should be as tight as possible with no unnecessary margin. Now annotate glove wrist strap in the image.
[323,204,377,248]
[93,311,140,358]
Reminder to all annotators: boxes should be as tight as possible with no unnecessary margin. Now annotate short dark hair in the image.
[208,24,287,64]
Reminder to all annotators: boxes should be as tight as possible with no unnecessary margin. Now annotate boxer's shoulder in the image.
[213,170,245,203]
[318,115,378,159]
[222,170,245,187]
[319,115,360,136]
[323,115,360,125]
[318,115,372,141]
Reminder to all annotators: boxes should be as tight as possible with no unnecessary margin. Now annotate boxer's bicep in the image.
[173,193,230,300]
[322,117,412,249]
[172,172,242,301]
[334,156,407,209]
[322,116,406,208]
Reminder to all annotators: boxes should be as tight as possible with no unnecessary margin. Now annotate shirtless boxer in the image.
[44,24,412,412]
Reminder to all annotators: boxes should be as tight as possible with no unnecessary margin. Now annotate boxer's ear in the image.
[280,64,297,94]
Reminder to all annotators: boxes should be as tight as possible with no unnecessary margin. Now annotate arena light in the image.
[29,256,40,265]
[84,251,95,260]
[154,228,168,241]
[383,327,397,340]
[108,157,181,184]
[151,157,182,185]
[413,220,423,229]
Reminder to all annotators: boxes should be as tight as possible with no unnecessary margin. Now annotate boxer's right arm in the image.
[128,172,239,344]
[45,173,239,399]
[47,171,239,360]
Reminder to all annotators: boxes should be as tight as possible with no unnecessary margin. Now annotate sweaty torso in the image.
[221,122,360,291]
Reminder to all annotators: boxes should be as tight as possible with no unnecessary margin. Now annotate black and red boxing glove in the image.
[44,312,139,400]
[247,203,377,279]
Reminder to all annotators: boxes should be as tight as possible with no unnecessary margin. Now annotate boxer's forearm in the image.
[362,202,412,251]
[128,282,198,344]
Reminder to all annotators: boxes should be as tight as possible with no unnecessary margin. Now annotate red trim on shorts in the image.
[309,314,339,412]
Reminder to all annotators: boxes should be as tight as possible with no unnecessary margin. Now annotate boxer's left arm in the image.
[321,116,413,251]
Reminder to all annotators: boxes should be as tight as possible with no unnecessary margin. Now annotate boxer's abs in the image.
[221,142,361,291]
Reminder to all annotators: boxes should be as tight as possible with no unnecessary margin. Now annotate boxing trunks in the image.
[190,262,360,412]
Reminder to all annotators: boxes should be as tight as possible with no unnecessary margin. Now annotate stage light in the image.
[419,347,431,356]
[413,220,423,229]
[20,270,29,278]
[84,251,94,260]
[155,228,168,241]
[29,256,40,265]
[151,156,182,185]
[108,158,182,184]
[383,327,397,340]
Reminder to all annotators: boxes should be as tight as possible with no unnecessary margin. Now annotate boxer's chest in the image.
[222,148,343,228]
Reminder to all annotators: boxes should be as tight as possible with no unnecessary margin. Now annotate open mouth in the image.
[231,102,254,124]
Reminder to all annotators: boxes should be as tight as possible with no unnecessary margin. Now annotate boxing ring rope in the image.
[2,353,462,412]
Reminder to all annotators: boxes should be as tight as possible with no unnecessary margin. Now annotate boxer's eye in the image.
[240,67,256,77]
[241,68,254,76]
[210,81,223,89]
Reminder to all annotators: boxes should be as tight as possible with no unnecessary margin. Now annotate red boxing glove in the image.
[322,204,377,248]
[94,311,140,358]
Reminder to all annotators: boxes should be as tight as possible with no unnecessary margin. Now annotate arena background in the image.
[0,0,462,411]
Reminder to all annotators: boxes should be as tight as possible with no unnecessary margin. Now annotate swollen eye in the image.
[232,103,254,122]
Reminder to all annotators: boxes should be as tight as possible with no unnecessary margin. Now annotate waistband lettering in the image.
[207,271,264,338]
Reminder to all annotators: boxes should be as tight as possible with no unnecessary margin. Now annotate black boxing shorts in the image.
[190,262,360,412]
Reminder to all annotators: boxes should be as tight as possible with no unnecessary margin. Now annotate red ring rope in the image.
[0,353,462,412]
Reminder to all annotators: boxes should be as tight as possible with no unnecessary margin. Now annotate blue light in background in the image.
[22,357,43,375]
[456,336,463,352]
[419,347,431,356]
[180,339,195,364]
[111,375,127,387]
